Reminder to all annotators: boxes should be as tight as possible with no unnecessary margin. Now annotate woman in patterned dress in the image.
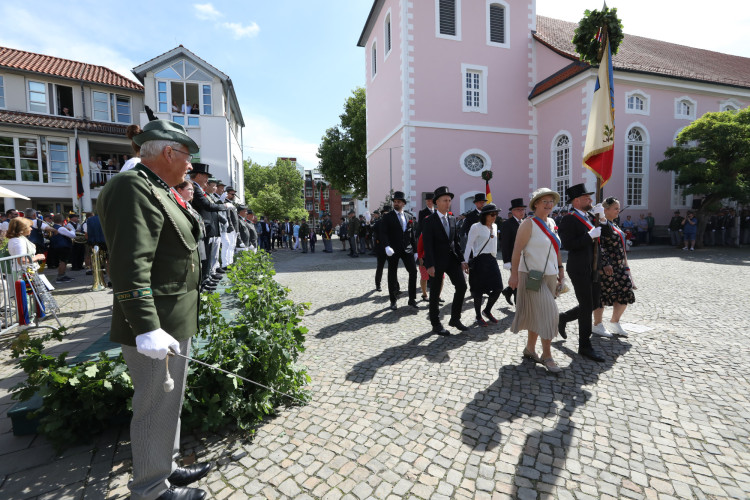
[593,197,636,337]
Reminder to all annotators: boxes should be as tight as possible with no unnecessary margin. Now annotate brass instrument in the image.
[91,245,106,291]
[73,232,87,244]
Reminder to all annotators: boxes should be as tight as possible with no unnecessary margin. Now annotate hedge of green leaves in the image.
[11,249,309,451]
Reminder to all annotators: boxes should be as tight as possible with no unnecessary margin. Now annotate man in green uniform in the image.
[99,120,209,500]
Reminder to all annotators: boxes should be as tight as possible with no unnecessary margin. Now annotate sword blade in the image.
[169,349,306,404]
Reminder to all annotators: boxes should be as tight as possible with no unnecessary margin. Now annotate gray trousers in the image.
[122,339,191,500]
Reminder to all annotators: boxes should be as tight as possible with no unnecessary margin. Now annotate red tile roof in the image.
[0,46,143,91]
[534,15,750,92]
[0,110,129,136]
[529,61,590,99]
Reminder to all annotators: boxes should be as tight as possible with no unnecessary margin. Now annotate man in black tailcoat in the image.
[381,192,418,310]
[557,183,606,362]
[422,186,469,335]
[417,193,435,237]
[499,198,527,305]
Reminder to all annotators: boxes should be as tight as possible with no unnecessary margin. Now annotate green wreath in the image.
[481,170,493,182]
[572,8,624,65]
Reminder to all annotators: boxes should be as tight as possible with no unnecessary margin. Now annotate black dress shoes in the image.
[408,300,419,309]
[168,462,212,487]
[389,303,398,311]
[501,287,514,305]
[215,268,227,274]
[557,319,568,339]
[578,347,605,362]
[438,298,445,303]
[432,324,450,335]
[157,486,206,500]
[448,319,469,331]
[375,285,382,291]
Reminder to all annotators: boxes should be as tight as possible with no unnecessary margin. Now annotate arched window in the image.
[384,11,392,56]
[626,127,648,207]
[553,134,570,206]
[371,41,377,78]
[436,0,461,40]
[674,96,696,120]
[487,0,508,47]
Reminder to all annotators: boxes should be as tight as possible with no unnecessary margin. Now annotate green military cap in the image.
[207,177,218,184]
[132,119,199,153]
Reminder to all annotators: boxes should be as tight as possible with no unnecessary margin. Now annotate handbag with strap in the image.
[467,232,492,270]
[523,243,552,292]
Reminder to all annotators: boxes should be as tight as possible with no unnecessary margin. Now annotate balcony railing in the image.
[90,170,118,188]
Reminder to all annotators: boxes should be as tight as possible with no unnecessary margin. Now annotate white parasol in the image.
[0,186,31,200]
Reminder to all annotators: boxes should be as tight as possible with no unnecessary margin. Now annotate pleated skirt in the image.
[510,272,559,340]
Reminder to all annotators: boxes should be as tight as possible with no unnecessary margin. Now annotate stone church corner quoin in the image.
[357,0,750,215]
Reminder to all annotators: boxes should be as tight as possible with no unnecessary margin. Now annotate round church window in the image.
[464,154,484,172]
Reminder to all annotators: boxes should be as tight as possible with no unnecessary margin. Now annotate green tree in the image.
[657,108,750,245]
[243,158,307,220]
[317,87,367,198]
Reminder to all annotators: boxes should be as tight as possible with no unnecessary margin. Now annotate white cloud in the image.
[194,3,223,21]
[222,22,260,39]
[242,113,320,169]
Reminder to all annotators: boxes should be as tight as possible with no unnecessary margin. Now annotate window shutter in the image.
[439,0,456,36]
[490,4,505,44]
[386,18,391,52]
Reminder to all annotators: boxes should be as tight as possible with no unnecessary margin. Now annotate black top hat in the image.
[433,186,454,201]
[509,198,527,210]
[480,203,499,215]
[381,205,392,212]
[425,193,434,201]
[190,162,210,175]
[473,193,487,203]
[392,191,407,202]
[565,183,595,203]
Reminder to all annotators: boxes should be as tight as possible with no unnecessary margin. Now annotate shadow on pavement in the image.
[460,338,631,497]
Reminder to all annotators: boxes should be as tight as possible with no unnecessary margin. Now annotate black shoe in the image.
[557,319,568,340]
[85,270,93,275]
[215,268,226,274]
[220,267,229,272]
[439,298,445,303]
[476,317,488,327]
[482,309,498,324]
[578,347,605,362]
[432,324,449,335]
[389,303,397,311]
[375,285,382,291]
[210,273,222,280]
[157,486,207,500]
[421,294,428,302]
[395,290,403,297]
[448,319,469,331]
[501,287,514,305]
[407,300,419,309]
[168,463,212,487]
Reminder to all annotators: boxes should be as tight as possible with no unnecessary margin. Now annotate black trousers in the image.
[559,272,601,350]
[71,243,85,269]
[375,251,387,287]
[387,251,416,303]
[429,263,467,327]
[201,236,214,279]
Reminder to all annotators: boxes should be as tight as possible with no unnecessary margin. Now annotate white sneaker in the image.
[592,322,613,337]
[609,322,628,337]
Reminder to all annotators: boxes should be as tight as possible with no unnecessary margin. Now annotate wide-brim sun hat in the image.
[132,119,200,154]
[480,203,499,215]
[529,187,560,209]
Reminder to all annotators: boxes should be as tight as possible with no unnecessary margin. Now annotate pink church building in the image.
[357,1,750,217]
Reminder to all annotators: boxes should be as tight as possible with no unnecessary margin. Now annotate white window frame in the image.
[371,39,378,80]
[459,148,491,177]
[27,80,48,114]
[384,9,393,60]
[719,98,742,112]
[435,0,462,41]
[674,96,697,120]
[461,63,488,114]
[551,132,571,207]
[92,90,110,122]
[0,75,6,109]
[624,124,650,209]
[625,89,650,116]
[486,0,510,49]
[46,138,71,184]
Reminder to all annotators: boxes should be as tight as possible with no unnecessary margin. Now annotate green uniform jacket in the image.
[99,164,202,346]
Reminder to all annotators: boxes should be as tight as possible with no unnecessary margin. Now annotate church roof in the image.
[0,46,143,91]
[534,16,750,93]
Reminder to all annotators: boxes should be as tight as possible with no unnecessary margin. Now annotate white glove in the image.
[503,262,512,270]
[385,246,394,257]
[588,226,602,239]
[224,203,233,208]
[135,328,180,360]
[592,203,605,218]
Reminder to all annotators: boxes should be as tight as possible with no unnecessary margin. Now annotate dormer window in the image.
[625,90,649,116]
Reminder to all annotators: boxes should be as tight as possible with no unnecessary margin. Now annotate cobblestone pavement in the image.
[2,246,749,499]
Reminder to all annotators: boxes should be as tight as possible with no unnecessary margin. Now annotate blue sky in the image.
[1,1,748,170]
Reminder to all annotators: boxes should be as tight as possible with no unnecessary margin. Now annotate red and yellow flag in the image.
[583,37,615,187]
[75,132,84,199]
